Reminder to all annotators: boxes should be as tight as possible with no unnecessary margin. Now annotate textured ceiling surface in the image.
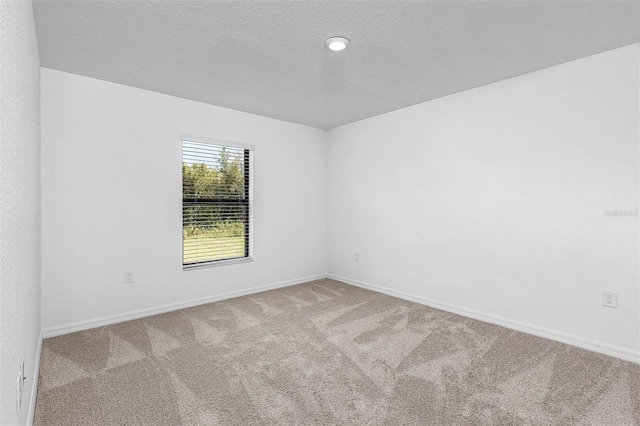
[33,1,640,129]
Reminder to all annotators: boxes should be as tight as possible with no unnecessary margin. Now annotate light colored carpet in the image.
[34,279,639,425]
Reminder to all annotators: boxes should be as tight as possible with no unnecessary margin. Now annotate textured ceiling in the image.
[33,1,640,130]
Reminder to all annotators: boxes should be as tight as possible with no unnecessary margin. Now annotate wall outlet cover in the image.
[602,290,618,308]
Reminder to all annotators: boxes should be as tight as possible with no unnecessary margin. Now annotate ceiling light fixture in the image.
[325,36,350,52]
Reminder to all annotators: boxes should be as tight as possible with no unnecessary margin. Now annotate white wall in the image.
[40,44,640,362]
[41,69,326,331]
[0,1,42,424]
[327,44,640,360]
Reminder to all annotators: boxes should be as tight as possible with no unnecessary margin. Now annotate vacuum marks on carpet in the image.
[34,279,640,425]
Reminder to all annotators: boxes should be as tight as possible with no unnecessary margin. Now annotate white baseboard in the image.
[41,272,639,364]
[27,330,43,426]
[328,274,640,364]
[43,274,328,338]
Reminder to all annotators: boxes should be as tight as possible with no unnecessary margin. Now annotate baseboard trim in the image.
[41,272,639,363]
[328,274,640,364]
[43,274,328,338]
[27,330,43,426]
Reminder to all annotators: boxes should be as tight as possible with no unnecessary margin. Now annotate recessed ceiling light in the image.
[325,36,350,52]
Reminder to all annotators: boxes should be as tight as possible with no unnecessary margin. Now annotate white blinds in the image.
[182,137,253,267]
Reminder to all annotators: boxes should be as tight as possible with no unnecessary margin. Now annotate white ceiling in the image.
[33,1,640,130]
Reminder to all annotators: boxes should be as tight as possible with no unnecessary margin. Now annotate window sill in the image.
[183,256,253,271]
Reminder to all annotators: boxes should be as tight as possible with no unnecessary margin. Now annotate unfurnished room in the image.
[1,1,639,425]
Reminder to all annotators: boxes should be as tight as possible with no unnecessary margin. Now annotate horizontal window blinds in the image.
[182,137,253,267]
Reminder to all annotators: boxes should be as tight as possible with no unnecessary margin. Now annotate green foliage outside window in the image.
[182,147,248,264]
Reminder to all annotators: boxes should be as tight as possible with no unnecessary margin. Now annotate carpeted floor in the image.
[34,279,639,425]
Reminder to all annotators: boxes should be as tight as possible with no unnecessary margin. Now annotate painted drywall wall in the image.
[41,68,326,331]
[327,44,640,359]
[0,1,42,424]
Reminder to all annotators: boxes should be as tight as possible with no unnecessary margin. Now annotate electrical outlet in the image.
[124,271,134,284]
[602,290,618,308]
[355,252,360,262]
[16,359,25,414]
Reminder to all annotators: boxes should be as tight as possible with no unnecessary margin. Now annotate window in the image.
[181,135,254,268]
